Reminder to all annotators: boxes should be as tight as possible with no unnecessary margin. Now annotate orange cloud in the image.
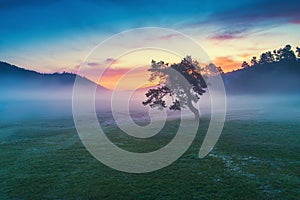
[213,57,241,72]
[98,68,130,89]
[239,53,252,58]
[98,66,151,90]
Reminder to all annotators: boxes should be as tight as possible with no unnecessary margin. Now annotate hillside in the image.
[0,61,111,98]
[0,61,107,89]
[224,61,300,94]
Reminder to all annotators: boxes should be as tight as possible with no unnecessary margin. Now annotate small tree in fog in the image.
[142,56,207,119]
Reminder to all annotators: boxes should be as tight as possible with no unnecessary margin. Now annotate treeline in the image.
[241,44,300,68]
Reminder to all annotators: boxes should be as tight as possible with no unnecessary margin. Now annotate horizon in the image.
[1,41,300,91]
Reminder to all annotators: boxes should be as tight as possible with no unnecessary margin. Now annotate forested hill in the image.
[223,44,300,94]
[224,61,300,94]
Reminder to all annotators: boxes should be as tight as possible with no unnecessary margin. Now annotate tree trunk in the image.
[183,86,200,120]
[187,98,199,120]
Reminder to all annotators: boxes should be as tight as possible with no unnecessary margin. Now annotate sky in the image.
[0,0,300,89]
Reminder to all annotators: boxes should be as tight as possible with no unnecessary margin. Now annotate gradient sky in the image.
[0,0,300,89]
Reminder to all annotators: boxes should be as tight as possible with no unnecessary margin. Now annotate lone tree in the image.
[142,56,207,119]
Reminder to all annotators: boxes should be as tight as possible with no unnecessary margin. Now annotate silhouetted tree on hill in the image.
[273,49,280,62]
[251,57,258,66]
[217,66,224,75]
[241,61,250,68]
[143,56,207,119]
[202,63,224,76]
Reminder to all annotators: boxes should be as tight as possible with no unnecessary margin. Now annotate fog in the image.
[226,94,300,122]
[0,85,109,123]
[1,86,300,126]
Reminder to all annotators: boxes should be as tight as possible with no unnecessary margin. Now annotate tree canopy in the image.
[143,56,208,119]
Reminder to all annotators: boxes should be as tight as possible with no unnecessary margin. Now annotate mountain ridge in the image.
[0,61,109,91]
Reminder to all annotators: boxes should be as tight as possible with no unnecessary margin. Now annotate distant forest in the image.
[223,44,300,94]
[240,44,300,69]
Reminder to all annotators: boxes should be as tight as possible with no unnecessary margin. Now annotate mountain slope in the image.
[223,61,300,94]
[0,61,109,91]
[0,62,112,121]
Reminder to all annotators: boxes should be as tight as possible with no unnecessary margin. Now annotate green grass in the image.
[0,118,299,199]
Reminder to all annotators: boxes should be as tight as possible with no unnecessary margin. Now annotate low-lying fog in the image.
[0,87,299,124]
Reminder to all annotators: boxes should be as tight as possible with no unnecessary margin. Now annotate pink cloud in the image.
[86,58,119,68]
[159,33,180,40]
[209,31,244,41]
[289,19,300,24]
[87,62,102,67]
[210,34,241,41]
[105,58,118,64]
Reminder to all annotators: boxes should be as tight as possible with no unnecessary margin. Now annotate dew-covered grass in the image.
[0,115,299,199]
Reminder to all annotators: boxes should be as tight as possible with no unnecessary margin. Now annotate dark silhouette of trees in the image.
[267,51,275,63]
[251,57,258,66]
[276,45,296,62]
[242,44,299,68]
[273,49,280,62]
[202,63,224,76]
[259,53,268,64]
[296,47,300,58]
[143,56,207,119]
[217,66,224,74]
[258,51,275,64]
[259,51,275,64]
[241,61,250,68]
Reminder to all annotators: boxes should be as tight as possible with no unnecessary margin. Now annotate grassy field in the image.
[0,117,299,199]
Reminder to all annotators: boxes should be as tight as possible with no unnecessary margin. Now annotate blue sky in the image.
[0,0,300,83]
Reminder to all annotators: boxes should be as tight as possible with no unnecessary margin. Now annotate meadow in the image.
[1,112,299,199]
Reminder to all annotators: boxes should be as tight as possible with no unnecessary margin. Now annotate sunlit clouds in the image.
[0,0,300,89]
